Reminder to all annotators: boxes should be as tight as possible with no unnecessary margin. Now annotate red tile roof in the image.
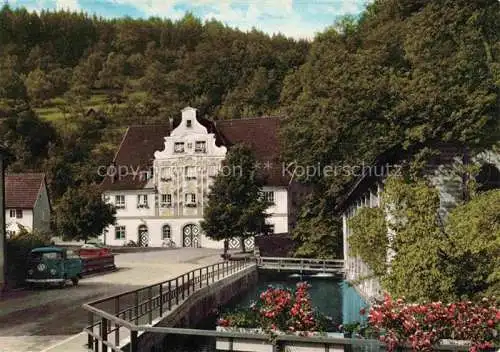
[5,173,46,209]
[215,117,288,186]
[100,125,172,191]
[100,116,289,190]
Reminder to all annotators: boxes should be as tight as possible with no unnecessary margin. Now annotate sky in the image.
[6,0,371,39]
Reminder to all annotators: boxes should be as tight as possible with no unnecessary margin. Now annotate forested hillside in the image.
[0,0,499,258]
[0,5,309,202]
[281,0,500,257]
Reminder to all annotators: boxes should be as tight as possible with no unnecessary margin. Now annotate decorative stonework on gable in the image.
[154,107,227,160]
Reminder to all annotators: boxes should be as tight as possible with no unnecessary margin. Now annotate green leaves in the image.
[201,144,271,252]
[348,207,388,277]
[54,184,116,242]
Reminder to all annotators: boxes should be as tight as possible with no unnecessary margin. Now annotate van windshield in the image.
[30,252,63,261]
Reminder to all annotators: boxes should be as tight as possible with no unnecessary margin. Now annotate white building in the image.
[5,173,51,236]
[100,107,300,249]
[337,144,500,301]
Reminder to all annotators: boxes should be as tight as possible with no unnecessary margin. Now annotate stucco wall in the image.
[33,181,51,234]
[5,209,33,235]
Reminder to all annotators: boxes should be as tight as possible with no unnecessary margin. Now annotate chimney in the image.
[169,118,173,128]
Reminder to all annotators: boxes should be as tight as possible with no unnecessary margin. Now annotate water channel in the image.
[159,271,368,352]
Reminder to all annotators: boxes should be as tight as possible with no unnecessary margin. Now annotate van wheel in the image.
[59,276,67,289]
[71,277,79,286]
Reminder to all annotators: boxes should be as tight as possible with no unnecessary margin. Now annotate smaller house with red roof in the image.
[5,173,51,236]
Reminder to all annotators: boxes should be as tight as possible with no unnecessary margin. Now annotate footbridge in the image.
[256,256,345,275]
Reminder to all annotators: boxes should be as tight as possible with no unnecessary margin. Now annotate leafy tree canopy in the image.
[201,144,271,254]
[54,184,116,242]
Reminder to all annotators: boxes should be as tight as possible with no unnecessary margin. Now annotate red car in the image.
[78,242,111,257]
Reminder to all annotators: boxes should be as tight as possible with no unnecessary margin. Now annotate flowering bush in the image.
[217,282,333,335]
[366,294,499,351]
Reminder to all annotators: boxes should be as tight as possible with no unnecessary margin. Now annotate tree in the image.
[280,1,500,257]
[445,189,500,298]
[201,144,271,256]
[25,68,54,105]
[0,108,57,170]
[54,184,116,242]
[291,193,342,259]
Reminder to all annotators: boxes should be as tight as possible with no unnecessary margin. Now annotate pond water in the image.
[159,271,368,352]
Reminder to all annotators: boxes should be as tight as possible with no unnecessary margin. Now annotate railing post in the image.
[212,265,215,283]
[187,272,191,295]
[168,280,172,311]
[134,291,139,325]
[192,271,195,292]
[199,268,203,288]
[115,296,120,317]
[176,277,179,305]
[101,317,108,352]
[130,330,138,352]
[148,286,153,324]
[87,311,93,349]
[159,283,163,317]
[206,266,209,286]
[182,275,185,300]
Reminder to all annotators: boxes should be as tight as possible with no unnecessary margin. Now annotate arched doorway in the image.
[138,225,149,247]
[182,224,200,248]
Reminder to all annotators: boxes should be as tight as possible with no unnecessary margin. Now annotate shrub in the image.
[6,226,51,287]
[367,294,499,352]
[348,207,388,277]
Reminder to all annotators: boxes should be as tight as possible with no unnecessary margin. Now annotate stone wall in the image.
[134,265,258,351]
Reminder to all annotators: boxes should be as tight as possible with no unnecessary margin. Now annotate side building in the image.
[5,173,51,236]
[99,107,302,249]
[337,144,500,301]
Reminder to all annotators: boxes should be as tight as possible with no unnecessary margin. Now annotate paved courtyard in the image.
[0,248,224,352]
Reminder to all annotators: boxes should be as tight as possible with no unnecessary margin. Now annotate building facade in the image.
[338,145,500,300]
[100,107,295,249]
[5,173,51,236]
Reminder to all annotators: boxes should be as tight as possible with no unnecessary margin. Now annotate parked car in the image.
[78,241,111,257]
[25,247,83,288]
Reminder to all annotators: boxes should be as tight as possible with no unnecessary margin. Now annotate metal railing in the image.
[257,256,345,273]
[81,257,476,352]
[83,258,255,352]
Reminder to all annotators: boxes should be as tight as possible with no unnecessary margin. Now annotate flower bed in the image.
[217,282,337,335]
[366,294,499,352]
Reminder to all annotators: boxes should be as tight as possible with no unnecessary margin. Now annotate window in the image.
[195,141,206,153]
[9,209,22,218]
[208,165,219,177]
[161,194,172,208]
[185,166,196,180]
[162,225,171,240]
[160,167,172,181]
[115,226,126,240]
[262,191,274,203]
[185,193,196,207]
[174,142,185,153]
[186,119,192,127]
[185,166,196,179]
[137,194,149,208]
[115,195,125,209]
